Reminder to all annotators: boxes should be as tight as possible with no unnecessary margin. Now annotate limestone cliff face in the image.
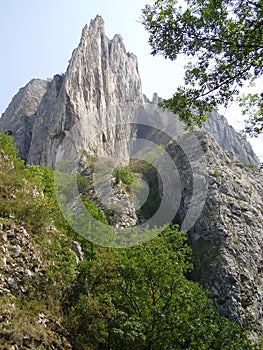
[0,17,258,167]
[0,15,262,338]
[203,109,259,165]
[0,79,48,160]
[145,94,260,165]
[26,16,143,167]
[169,132,263,336]
[0,16,143,167]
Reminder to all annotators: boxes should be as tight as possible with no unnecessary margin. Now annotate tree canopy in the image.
[64,225,253,349]
[142,0,263,135]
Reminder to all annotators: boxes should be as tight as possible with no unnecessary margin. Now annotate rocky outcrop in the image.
[203,109,260,165]
[0,222,43,296]
[0,14,262,339]
[144,94,260,165]
[0,222,73,349]
[98,182,138,229]
[0,79,48,160]
[169,132,263,336]
[28,18,142,167]
[25,16,142,167]
[0,17,259,167]
[82,163,139,229]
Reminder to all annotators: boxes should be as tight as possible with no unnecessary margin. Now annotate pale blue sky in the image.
[0,0,262,160]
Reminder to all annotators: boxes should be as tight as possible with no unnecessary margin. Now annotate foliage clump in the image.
[113,166,135,186]
[64,224,254,350]
[142,0,263,135]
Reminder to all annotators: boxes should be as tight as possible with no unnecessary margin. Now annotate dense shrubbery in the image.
[64,225,253,350]
[0,132,258,349]
[0,133,50,231]
[113,166,135,186]
[130,159,161,219]
[83,199,108,225]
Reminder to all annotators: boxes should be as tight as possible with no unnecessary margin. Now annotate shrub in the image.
[64,225,254,350]
[113,167,135,186]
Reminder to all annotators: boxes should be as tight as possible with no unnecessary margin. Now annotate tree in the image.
[64,225,253,349]
[142,0,263,135]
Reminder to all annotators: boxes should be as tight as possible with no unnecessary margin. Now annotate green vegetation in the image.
[244,163,258,169]
[130,159,161,219]
[83,199,108,225]
[213,169,220,179]
[113,166,135,186]
[0,132,259,349]
[0,129,24,168]
[142,0,263,135]
[64,225,254,350]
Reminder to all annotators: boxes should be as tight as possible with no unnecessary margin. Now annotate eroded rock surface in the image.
[203,109,259,164]
[0,17,259,167]
[0,79,48,160]
[169,132,263,336]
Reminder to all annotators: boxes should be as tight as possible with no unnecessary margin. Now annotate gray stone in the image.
[169,132,263,335]
[202,109,260,165]
[71,241,84,262]
[6,277,17,290]
[1,16,143,167]
[11,246,21,258]
[0,79,48,160]
[0,17,259,167]
[0,14,262,340]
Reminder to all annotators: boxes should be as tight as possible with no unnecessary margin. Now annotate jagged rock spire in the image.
[0,16,259,165]
[4,17,144,166]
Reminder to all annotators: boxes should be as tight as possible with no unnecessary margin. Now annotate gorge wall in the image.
[1,16,144,167]
[0,15,262,338]
[0,16,259,167]
[168,132,263,336]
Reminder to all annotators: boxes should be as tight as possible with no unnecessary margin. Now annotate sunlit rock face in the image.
[0,79,48,160]
[0,16,259,167]
[169,132,263,337]
[1,16,143,167]
[27,16,144,167]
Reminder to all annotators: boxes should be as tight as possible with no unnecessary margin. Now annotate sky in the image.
[0,0,262,160]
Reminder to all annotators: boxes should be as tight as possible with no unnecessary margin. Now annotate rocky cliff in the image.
[0,15,262,341]
[1,16,143,167]
[0,16,259,166]
[203,109,259,165]
[0,79,48,160]
[169,132,263,336]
